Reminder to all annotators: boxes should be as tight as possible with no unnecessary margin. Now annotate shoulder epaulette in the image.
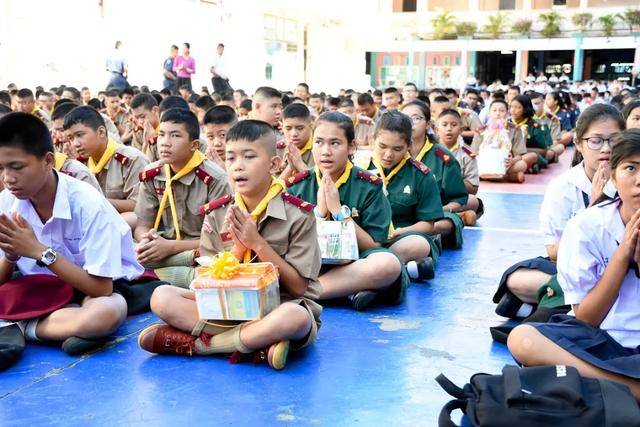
[546,112,560,123]
[113,152,130,166]
[276,140,286,150]
[435,147,452,165]
[199,193,233,215]
[461,145,476,158]
[530,118,540,128]
[195,167,214,185]
[281,192,314,213]
[139,164,162,182]
[409,158,431,175]
[76,156,88,165]
[357,169,382,185]
[506,121,517,130]
[285,170,310,187]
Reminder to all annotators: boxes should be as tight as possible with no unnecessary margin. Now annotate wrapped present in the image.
[190,253,280,321]
[316,219,359,265]
[478,120,511,177]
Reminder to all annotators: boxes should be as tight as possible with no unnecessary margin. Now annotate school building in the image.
[364,0,640,88]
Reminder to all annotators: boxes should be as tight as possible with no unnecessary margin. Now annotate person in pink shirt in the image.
[173,42,196,93]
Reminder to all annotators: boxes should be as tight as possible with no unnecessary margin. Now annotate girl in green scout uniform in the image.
[509,95,556,174]
[363,110,443,281]
[286,112,407,311]
[400,100,468,249]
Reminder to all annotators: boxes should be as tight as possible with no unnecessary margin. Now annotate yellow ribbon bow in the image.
[153,150,206,240]
[88,138,119,175]
[208,251,240,279]
[234,177,285,262]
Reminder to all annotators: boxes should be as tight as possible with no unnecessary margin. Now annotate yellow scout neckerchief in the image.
[153,150,206,240]
[234,177,285,262]
[54,152,67,171]
[88,138,119,175]
[315,160,353,189]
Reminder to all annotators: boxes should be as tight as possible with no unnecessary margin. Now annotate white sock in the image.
[516,303,533,318]
[23,319,40,342]
[0,320,15,329]
[406,261,419,279]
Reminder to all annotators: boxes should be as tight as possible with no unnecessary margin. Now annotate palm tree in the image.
[512,19,533,37]
[598,14,617,38]
[431,9,457,39]
[618,9,640,33]
[483,13,509,39]
[571,13,593,34]
[539,11,563,38]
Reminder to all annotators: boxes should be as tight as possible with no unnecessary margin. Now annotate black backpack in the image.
[436,365,640,427]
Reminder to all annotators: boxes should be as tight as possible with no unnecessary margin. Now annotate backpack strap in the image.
[502,365,524,403]
[438,399,466,427]
[435,373,466,399]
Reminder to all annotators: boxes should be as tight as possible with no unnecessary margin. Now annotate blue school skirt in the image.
[493,256,557,304]
[532,315,640,379]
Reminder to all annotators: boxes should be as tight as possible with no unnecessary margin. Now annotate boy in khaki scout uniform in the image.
[277,103,315,179]
[337,99,375,149]
[203,105,238,170]
[63,106,148,228]
[16,88,52,128]
[134,108,230,288]
[436,109,483,227]
[130,93,161,162]
[102,89,130,138]
[138,120,322,370]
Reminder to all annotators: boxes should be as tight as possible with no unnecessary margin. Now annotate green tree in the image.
[618,9,640,33]
[571,12,593,33]
[483,12,508,39]
[512,19,533,37]
[539,11,563,38]
[431,9,457,39]
[598,14,617,38]
[456,21,477,38]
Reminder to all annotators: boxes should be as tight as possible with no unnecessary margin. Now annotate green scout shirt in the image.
[524,117,553,149]
[366,158,444,228]
[286,165,392,244]
[414,142,468,207]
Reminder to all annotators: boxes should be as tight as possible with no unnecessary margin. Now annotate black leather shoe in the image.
[495,291,525,318]
[0,324,25,371]
[348,291,377,311]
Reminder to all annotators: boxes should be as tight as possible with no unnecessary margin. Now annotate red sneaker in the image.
[138,324,197,356]
[229,340,290,370]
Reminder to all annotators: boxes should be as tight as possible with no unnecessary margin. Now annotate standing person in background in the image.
[163,45,179,93]
[106,41,129,90]
[173,43,195,93]
[210,43,232,95]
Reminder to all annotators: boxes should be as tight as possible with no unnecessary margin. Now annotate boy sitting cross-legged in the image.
[138,120,322,370]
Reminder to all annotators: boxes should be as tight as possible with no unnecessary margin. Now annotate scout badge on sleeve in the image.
[190,252,280,321]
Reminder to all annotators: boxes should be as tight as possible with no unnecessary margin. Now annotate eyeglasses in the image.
[581,135,617,150]
[408,115,426,123]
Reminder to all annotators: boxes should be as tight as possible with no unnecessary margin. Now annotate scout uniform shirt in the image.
[131,124,159,162]
[199,190,323,327]
[31,107,52,129]
[136,158,231,240]
[354,115,375,148]
[413,140,468,207]
[285,163,392,245]
[512,117,552,150]
[276,138,315,172]
[103,107,129,137]
[53,152,102,194]
[449,143,479,188]
[90,141,149,202]
[364,155,443,229]
[457,107,483,145]
[535,111,561,144]
[470,120,527,158]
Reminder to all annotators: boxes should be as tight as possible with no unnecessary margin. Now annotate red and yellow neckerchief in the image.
[315,160,352,189]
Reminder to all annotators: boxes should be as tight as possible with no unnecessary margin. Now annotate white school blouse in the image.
[539,162,615,246]
[557,200,640,348]
[0,171,143,281]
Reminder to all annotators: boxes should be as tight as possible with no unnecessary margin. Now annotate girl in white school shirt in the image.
[508,129,640,399]
[493,104,625,319]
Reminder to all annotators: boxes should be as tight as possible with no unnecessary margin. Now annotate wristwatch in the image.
[332,205,352,221]
[36,247,57,267]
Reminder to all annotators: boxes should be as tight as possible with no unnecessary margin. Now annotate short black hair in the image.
[432,96,451,104]
[622,99,640,120]
[159,88,171,96]
[62,87,81,101]
[159,96,189,115]
[357,93,374,106]
[171,44,178,50]
[374,110,412,145]
[225,119,276,156]
[310,93,323,100]
[160,108,199,141]
[317,111,355,143]
[63,106,107,131]
[508,85,521,94]
[217,43,225,49]
[183,42,190,49]
[0,112,54,157]
[444,88,458,96]
[529,91,544,101]
[17,88,34,99]
[179,85,192,92]
[512,95,535,119]
[328,97,341,108]
[338,99,355,108]
[0,91,11,106]
[220,92,234,102]
[130,93,158,111]
[120,88,134,97]
[195,95,216,110]
[188,94,199,104]
[203,105,237,126]
[404,83,418,90]
[239,99,252,111]
[253,86,281,101]
[0,104,12,118]
[373,89,382,97]
[464,88,479,97]
[296,83,309,92]
[384,87,399,95]
[283,103,311,120]
[51,102,80,122]
[438,108,462,121]
[105,89,120,98]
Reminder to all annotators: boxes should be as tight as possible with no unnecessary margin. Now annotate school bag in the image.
[435,365,640,427]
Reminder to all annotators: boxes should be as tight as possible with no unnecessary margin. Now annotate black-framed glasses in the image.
[581,135,616,150]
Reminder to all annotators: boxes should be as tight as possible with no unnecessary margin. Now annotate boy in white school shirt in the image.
[0,112,143,371]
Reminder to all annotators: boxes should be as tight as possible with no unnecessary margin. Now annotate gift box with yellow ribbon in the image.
[190,252,280,321]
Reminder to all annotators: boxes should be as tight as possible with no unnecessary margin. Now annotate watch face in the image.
[43,249,57,265]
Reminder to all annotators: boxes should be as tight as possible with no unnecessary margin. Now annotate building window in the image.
[553,0,567,5]
[383,55,391,66]
[455,56,461,66]
[499,0,516,9]
[433,57,438,65]
[402,0,417,12]
[444,56,450,66]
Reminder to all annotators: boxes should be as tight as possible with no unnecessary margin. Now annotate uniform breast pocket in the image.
[392,192,417,209]
[105,186,125,200]
[61,231,83,259]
